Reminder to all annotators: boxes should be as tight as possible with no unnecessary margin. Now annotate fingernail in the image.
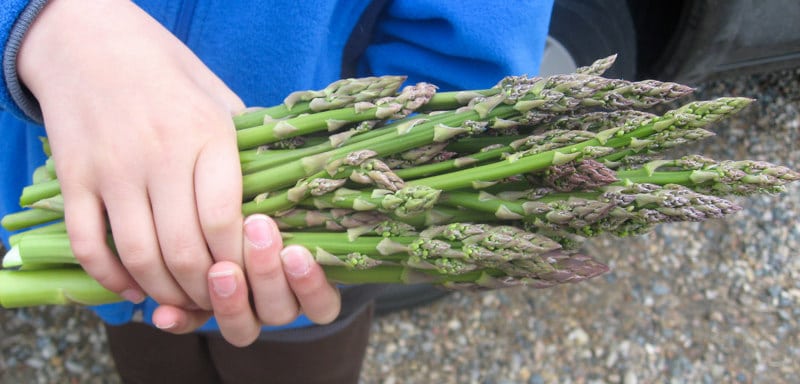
[280,246,311,277]
[121,289,145,304]
[155,320,176,330]
[210,269,237,298]
[244,214,274,249]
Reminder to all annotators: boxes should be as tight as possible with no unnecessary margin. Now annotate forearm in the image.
[1,0,47,123]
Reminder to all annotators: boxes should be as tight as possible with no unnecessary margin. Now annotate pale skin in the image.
[17,0,340,347]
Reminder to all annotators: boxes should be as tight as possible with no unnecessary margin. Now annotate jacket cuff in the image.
[2,0,48,124]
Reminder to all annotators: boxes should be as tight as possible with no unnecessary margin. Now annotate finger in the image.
[208,261,261,347]
[61,183,145,303]
[242,214,300,326]
[148,159,214,310]
[102,185,192,307]
[195,126,243,267]
[281,245,341,325]
[151,305,212,335]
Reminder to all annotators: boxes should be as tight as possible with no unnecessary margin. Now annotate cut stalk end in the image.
[2,246,22,269]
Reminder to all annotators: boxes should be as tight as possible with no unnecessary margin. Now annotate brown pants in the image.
[104,302,374,384]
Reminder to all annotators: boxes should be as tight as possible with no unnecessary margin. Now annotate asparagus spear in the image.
[241,73,697,199]
[10,61,700,216]
[233,75,407,129]
[3,60,798,310]
[0,269,123,307]
[0,98,765,231]
[237,82,438,149]
[405,98,752,191]
[1,222,609,307]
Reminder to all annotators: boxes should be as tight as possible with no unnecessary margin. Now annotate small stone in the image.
[25,358,45,369]
[606,349,619,368]
[519,367,531,381]
[623,370,638,384]
[447,319,462,331]
[64,360,84,374]
[652,282,671,296]
[529,373,545,384]
[567,327,590,346]
[482,293,499,306]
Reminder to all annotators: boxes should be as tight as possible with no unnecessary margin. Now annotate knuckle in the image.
[166,255,204,278]
[163,236,208,276]
[248,255,284,281]
[69,233,131,294]
[92,271,136,295]
[156,294,195,310]
[291,274,325,297]
[195,100,228,119]
[212,296,248,320]
[213,302,240,318]
[147,284,194,308]
[69,237,106,266]
[117,243,156,275]
[182,104,234,136]
[91,273,120,292]
[200,202,241,233]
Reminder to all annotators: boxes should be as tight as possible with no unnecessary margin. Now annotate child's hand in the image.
[19,0,246,312]
[19,1,342,344]
[150,215,342,347]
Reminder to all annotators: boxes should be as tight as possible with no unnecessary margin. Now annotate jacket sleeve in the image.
[360,0,554,91]
[1,0,47,124]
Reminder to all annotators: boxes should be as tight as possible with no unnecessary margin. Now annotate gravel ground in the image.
[2,67,798,383]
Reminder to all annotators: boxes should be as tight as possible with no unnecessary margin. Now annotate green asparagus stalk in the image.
[239,136,328,162]
[7,221,66,247]
[574,54,618,76]
[0,254,608,307]
[0,268,123,307]
[233,75,407,129]
[616,156,800,195]
[12,65,700,212]
[237,82,438,149]
[240,70,694,196]
[531,159,619,192]
[405,98,752,191]
[395,97,734,183]
[547,110,658,132]
[19,179,61,207]
[1,221,611,306]
[1,208,64,232]
[0,98,762,231]
[3,58,799,310]
[240,117,429,174]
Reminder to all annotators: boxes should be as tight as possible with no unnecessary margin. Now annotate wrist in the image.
[17,0,74,92]
[17,0,129,96]
[3,0,49,122]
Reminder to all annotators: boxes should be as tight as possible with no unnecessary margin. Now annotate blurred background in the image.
[2,0,799,382]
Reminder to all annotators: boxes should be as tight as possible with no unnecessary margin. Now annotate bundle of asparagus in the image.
[1,56,797,307]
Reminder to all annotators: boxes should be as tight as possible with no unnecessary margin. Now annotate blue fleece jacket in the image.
[1,0,553,330]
